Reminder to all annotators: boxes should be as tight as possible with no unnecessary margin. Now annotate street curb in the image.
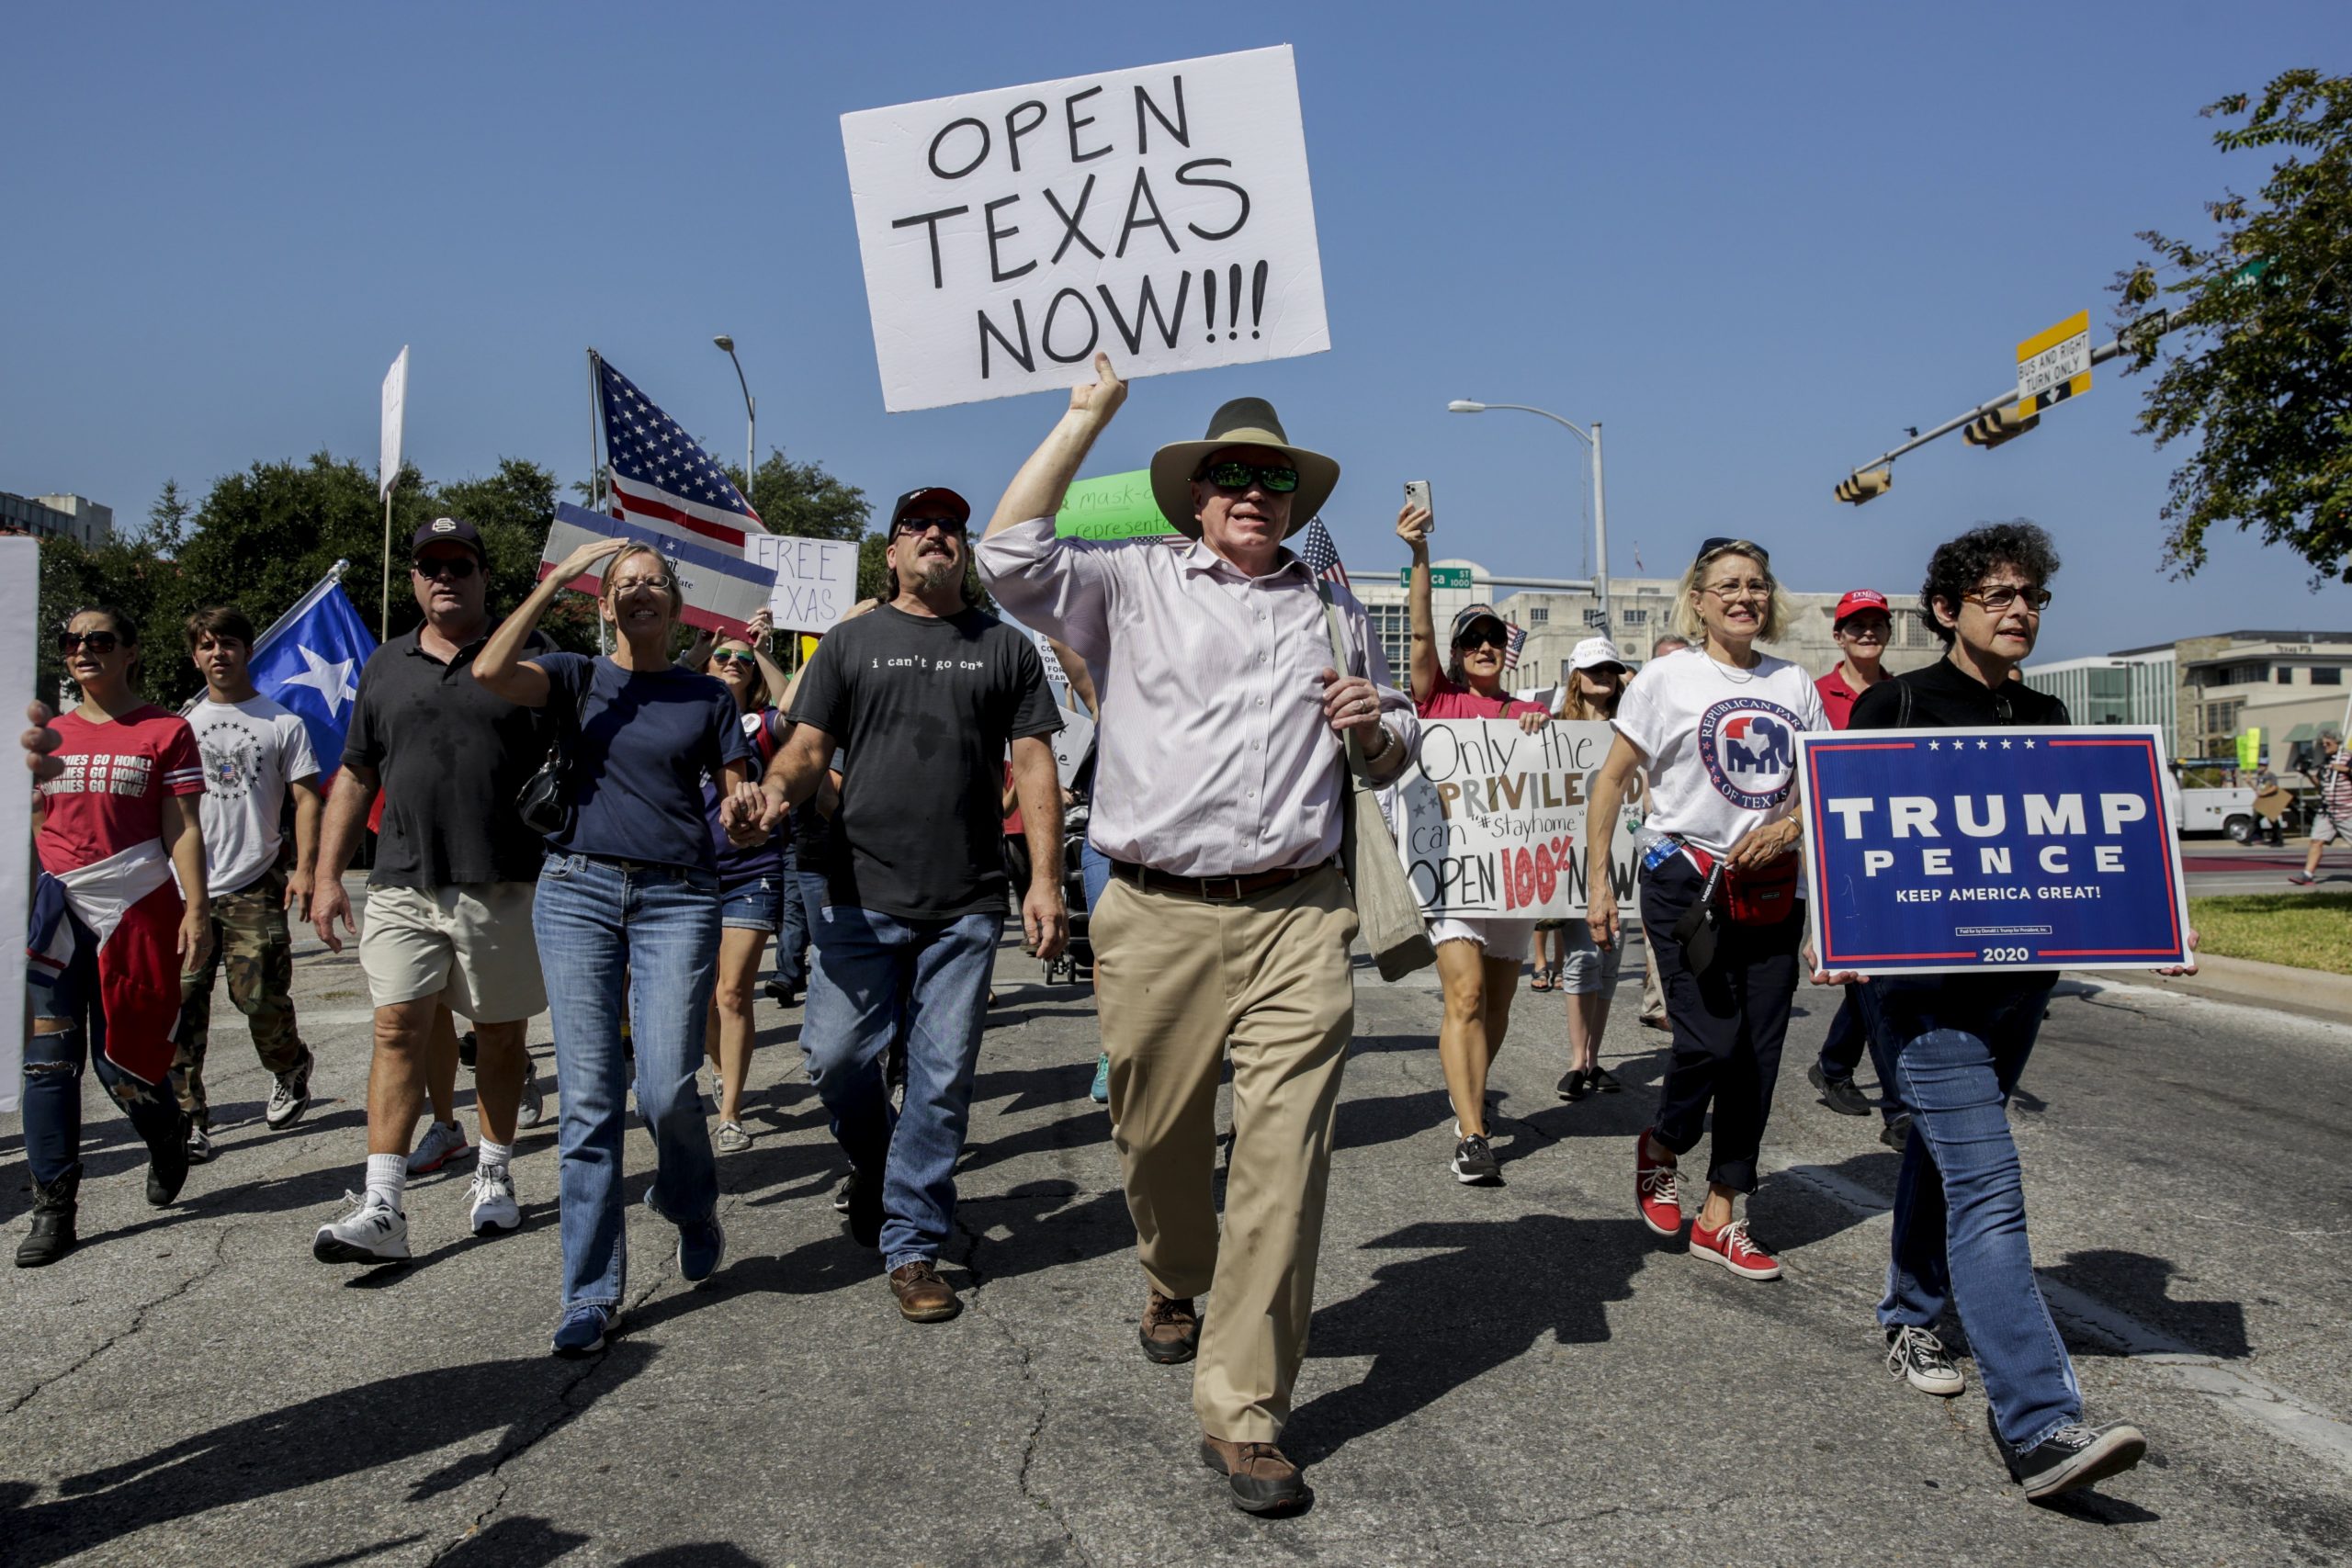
[2098,951,2352,1026]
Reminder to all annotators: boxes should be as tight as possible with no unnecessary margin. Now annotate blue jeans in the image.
[21,903,184,1187]
[1871,974,2080,1450]
[1080,840,1111,911]
[535,853,722,1314]
[1818,983,1906,1123]
[772,843,811,992]
[800,904,1000,1269]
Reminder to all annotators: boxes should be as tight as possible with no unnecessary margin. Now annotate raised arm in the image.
[1047,637,1098,719]
[985,353,1128,536]
[477,536,626,705]
[1396,502,1439,705]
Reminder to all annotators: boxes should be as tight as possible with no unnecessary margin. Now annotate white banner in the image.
[745,535,860,633]
[379,346,408,501]
[1388,719,1640,918]
[1051,704,1095,787]
[841,45,1329,412]
[1,538,39,1111]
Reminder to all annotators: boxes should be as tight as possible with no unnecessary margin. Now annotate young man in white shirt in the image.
[174,605,322,1159]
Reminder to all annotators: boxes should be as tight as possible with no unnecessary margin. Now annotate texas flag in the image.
[250,570,376,798]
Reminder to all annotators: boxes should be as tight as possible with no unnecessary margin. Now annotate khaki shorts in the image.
[359,882,546,1023]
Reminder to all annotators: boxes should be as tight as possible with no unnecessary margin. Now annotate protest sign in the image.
[1056,469,1176,539]
[841,46,1330,412]
[1051,705,1095,787]
[745,534,859,633]
[2,538,37,1111]
[379,346,407,502]
[538,502,772,639]
[1799,727,2190,976]
[1388,719,1639,918]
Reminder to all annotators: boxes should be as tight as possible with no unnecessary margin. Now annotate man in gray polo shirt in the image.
[310,517,550,1262]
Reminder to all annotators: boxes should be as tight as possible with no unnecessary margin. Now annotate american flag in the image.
[1504,623,1527,672]
[1295,515,1349,587]
[595,352,765,547]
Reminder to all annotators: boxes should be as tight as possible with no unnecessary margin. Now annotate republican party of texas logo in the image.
[1696,696,1802,811]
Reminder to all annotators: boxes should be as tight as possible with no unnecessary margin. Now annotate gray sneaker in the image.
[469,1166,521,1235]
[312,1191,410,1264]
[515,1058,545,1131]
[1450,1134,1501,1186]
[266,1059,312,1130]
[1885,1325,1965,1396]
[1988,1408,2147,1500]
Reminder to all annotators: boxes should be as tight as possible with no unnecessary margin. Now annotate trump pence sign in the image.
[841,47,1330,412]
[1798,728,2190,975]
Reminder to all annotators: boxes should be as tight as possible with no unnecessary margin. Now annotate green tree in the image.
[2115,69,2352,582]
[433,457,597,651]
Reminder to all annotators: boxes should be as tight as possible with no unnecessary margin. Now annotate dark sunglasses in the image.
[1196,461,1300,493]
[891,517,967,539]
[710,649,758,667]
[413,556,480,580]
[57,629,121,655]
[1454,627,1510,652]
[1697,536,1770,564]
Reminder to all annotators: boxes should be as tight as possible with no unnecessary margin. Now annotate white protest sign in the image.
[1051,705,1095,787]
[1,538,39,1111]
[379,346,407,500]
[746,534,860,633]
[1388,719,1640,918]
[841,45,1330,412]
[1034,630,1068,687]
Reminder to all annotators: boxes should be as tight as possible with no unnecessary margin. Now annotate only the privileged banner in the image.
[1387,719,1640,918]
[539,502,773,639]
[842,46,1330,412]
[1799,727,2189,976]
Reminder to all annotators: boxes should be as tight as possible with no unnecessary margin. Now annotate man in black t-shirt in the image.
[748,486,1064,1323]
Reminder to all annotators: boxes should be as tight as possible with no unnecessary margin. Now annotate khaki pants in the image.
[174,866,307,1129]
[1091,863,1358,1443]
[1638,919,1666,1021]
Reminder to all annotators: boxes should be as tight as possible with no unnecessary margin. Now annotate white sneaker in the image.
[516,1060,545,1131]
[469,1165,521,1235]
[313,1191,410,1264]
[406,1120,471,1175]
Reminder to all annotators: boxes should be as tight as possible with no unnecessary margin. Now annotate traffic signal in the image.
[1834,467,1892,505]
[1963,407,2041,449]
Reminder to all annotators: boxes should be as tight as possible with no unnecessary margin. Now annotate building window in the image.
[1621,608,1648,627]
[2316,667,2343,686]
[1528,607,1549,626]
[2278,667,2295,683]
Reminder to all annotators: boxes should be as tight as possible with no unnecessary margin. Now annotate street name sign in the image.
[2017,310,2091,417]
[1403,566,1475,588]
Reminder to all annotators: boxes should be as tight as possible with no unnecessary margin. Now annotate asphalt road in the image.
[5,882,2349,1566]
[2181,837,2352,897]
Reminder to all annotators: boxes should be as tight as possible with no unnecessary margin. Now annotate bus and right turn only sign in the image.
[2017,309,2092,417]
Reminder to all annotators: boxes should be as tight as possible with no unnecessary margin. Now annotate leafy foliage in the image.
[2114,69,2352,582]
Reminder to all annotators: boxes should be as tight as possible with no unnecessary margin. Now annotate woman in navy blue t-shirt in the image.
[698,622,791,1152]
[478,537,762,1357]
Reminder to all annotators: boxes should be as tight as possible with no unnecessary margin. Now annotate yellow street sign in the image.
[2017,310,2091,418]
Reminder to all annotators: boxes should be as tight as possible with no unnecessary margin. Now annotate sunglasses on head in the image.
[1697,536,1770,565]
[57,629,121,655]
[413,556,480,580]
[1196,461,1300,494]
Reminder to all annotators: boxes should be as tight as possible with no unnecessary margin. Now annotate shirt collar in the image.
[1177,539,1312,584]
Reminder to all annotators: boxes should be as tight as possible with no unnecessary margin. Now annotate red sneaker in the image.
[1690,1216,1782,1280]
[1635,1134,1683,1236]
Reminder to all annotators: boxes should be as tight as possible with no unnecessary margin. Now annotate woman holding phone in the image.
[1582,539,1824,1280]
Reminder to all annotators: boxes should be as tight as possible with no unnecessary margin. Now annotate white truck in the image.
[2175,784,2266,841]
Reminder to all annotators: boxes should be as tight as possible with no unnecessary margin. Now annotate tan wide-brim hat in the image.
[1148,396,1341,541]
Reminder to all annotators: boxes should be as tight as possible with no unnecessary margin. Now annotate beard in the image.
[903,552,962,594]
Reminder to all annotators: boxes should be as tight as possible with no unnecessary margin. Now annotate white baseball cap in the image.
[1569,636,1629,673]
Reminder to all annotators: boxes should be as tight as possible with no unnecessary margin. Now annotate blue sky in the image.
[5,1,2345,660]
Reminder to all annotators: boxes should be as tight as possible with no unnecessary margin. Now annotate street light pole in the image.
[713,334,755,500]
[1447,400,1610,634]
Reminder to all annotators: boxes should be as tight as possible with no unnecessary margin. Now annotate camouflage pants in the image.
[174,866,310,1128]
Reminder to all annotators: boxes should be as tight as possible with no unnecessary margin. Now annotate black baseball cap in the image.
[888,487,971,530]
[410,515,487,562]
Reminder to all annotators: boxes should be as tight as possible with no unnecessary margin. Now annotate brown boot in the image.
[1138,1291,1200,1364]
[888,1259,961,1322]
[1199,1435,1309,1516]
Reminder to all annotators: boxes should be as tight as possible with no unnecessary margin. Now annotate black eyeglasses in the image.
[56,629,121,655]
[1196,461,1300,494]
[891,517,967,539]
[413,556,480,581]
[1962,585,2053,614]
[1697,536,1770,564]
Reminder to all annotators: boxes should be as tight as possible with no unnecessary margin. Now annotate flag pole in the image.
[586,348,609,656]
[379,485,394,641]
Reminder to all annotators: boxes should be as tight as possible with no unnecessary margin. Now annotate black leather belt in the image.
[1111,858,1331,902]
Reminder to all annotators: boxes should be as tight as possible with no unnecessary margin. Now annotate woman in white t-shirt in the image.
[1583,538,1826,1282]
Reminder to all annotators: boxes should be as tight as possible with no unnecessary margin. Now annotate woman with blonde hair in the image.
[478,537,765,1356]
[1551,637,1632,1101]
[1584,538,1824,1280]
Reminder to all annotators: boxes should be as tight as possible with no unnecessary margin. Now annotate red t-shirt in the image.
[35,705,205,876]
[1419,671,1549,721]
[1815,667,1861,732]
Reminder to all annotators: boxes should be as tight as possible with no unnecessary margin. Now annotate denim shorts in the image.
[1556,919,1624,995]
[718,874,783,932]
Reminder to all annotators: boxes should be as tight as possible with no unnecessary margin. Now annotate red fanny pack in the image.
[1684,843,1800,927]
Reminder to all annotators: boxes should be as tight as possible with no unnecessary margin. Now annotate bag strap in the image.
[1896,677,1914,728]
[1313,577,1374,785]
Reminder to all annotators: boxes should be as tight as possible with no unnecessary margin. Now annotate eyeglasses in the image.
[413,556,479,581]
[608,576,673,594]
[710,649,757,667]
[891,517,967,539]
[1196,461,1300,494]
[1697,536,1770,565]
[1701,581,1773,602]
[1839,618,1891,638]
[57,629,121,655]
[1455,628,1509,652]
[1962,585,2053,614]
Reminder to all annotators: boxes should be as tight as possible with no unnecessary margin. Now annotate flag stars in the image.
[1977,739,1991,750]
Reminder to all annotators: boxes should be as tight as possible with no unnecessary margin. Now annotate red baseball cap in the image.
[1833,590,1890,626]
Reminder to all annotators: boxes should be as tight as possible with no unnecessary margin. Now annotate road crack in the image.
[5,1221,237,1418]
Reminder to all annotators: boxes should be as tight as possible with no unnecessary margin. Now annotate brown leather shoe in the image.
[1138,1292,1200,1364]
[888,1259,961,1322]
[1199,1435,1310,1515]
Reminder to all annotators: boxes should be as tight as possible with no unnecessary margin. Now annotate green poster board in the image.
[1055,469,1179,539]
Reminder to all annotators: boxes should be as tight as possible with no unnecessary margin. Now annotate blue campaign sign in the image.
[1797,727,2189,975]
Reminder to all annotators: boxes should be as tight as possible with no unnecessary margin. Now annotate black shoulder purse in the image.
[515,668,596,838]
